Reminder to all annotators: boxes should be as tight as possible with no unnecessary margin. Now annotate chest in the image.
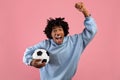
[48,42,75,65]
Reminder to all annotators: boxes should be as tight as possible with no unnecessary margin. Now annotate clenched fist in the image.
[75,2,90,17]
[75,2,85,12]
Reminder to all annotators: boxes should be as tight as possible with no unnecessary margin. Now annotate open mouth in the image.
[54,35,63,44]
[55,35,62,40]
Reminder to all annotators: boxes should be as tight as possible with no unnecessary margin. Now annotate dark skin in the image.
[75,2,90,17]
[30,2,90,68]
[30,59,46,68]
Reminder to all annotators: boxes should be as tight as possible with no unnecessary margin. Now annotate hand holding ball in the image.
[32,49,50,65]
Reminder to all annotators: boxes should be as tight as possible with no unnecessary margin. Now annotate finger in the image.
[75,3,80,8]
[41,63,46,67]
[75,2,84,9]
[38,62,46,66]
[34,59,41,62]
[36,62,46,68]
[42,62,46,66]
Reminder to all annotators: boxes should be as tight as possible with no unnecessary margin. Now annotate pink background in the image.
[0,0,120,80]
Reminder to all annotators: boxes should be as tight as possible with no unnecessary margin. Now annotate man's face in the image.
[51,26,65,45]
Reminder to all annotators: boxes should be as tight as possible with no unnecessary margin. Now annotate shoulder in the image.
[40,39,51,47]
[67,34,82,42]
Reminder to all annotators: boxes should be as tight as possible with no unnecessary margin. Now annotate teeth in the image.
[55,35,61,38]
[55,35,62,39]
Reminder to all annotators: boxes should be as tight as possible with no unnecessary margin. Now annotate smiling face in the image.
[51,26,65,45]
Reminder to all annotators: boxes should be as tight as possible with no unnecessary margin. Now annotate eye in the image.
[59,28,63,31]
[53,29,57,32]
[59,29,62,31]
[52,29,57,33]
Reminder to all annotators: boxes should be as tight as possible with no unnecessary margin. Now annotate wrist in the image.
[82,9,90,17]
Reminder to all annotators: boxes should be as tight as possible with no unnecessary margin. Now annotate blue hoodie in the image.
[23,16,97,80]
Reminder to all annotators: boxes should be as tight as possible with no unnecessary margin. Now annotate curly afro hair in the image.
[44,17,69,39]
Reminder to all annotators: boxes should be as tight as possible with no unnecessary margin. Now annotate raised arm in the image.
[75,2,97,47]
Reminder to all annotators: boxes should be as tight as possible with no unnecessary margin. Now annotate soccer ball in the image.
[32,49,50,64]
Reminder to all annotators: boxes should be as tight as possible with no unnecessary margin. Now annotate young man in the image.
[23,2,97,80]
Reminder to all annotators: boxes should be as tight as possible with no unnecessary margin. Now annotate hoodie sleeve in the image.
[23,41,46,66]
[81,16,97,48]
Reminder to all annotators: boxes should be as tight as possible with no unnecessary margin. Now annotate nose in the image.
[55,30,60,35]
[56,34,60,36]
